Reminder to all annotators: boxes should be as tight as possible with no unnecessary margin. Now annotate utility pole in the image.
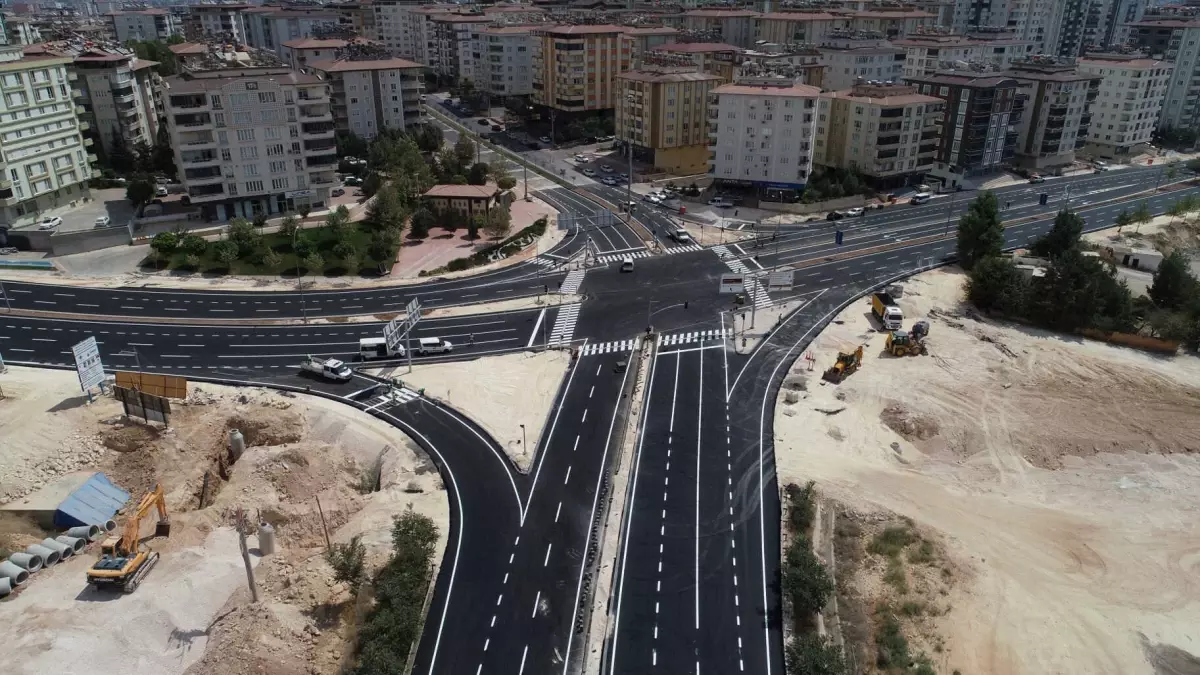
[235,507,259,603]
[292,226,308,324]
[523,161,529,201]
[0,279,11,312]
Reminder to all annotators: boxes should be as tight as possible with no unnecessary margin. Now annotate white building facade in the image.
[476,26,535,97]
[109,9,182,43]
[0,47,95,227]
[1078,54,1171,158]
[309,58,424,139]
[707,79,821,192]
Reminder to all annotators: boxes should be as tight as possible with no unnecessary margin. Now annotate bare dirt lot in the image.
[0,369,447,675]
[774,267,1200,675]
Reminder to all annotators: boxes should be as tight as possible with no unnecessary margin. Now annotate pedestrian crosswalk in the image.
[548,303,581,345]
[560,269,586,294]
[594,250,652,266]
[711,245,773,309]
[365,386,421,410]
[658,328,731,347]
[663,243,703,255]
[532,256,557,268]
[579,337,641,356]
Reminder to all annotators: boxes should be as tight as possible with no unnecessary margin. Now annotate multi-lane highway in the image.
[1,157,1193,675]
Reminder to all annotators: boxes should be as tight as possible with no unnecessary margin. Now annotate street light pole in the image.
[0,279,10,312]
[520,423,526,452]
[292,226,308,324]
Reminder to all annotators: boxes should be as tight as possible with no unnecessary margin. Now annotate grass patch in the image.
[144,223,392,276]
[899,600,925,617]
[874,612,911,669]
[908,538,936,564]
[784,480,816,535]
[883,557,909,594]
[869,526,918,558]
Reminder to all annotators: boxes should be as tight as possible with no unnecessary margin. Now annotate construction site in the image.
[0,369,449,675]
[777,267,1200,675]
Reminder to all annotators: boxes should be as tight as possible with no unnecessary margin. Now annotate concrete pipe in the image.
[0,560,30,585]
[55,535,86,553]
[26,544,60,567]
[40,538,73,559]
[67,524,102,541]
[8,551,43,572]
[0,576,11,597]
[100,519,117,532]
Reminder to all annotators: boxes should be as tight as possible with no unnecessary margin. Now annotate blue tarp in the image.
[53,472,130,529]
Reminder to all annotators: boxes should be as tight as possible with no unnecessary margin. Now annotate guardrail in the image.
[0,259,54,269]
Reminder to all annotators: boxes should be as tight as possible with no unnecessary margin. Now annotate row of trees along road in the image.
[958,191,1200,347]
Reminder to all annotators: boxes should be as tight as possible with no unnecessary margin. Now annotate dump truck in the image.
[871,292,904,331]
[301,356,353,381]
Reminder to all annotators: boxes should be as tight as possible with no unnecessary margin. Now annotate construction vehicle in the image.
[86,484,171,593]
[300,355,353,381]
[822,345,864,383]
[871,292,904,330]
[886,321,930,356]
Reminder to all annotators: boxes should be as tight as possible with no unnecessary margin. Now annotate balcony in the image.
[88,154,98,163]
[877,135,901,147]
[309,172,336,186]
[174,112,212,129]
[184,167,223,184]
[67,71,78,82]
[306,155,338,168]
[297,88,327,102]
[181,151,219,165]
[304,139,336,152]
[75,105,86,115]
[83,137,94,147]
[118,105,139,118]
[300,106,332,122]
[180,132,216,148]
[187,184,225,201]
[113,90,136,105]
[0,179,10,190]
[54,161,76,174]
[170,94,207,109]
[301,122,335,139]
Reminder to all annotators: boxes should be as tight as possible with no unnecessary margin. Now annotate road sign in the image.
[767,269,794,292]
[557,213,575,232]
[114,386,171,425]
[597,209,614,228]
[384,299,422,353]
[71,337,106,392]
[719,274,745,294]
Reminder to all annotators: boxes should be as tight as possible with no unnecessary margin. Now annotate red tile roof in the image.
[423,185,499,199]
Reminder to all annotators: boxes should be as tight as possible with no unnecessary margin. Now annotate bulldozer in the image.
[886,321,930,357]
[822,345,864,384]
[86,484,171,593]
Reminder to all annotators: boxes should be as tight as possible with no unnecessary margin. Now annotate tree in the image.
[413,124,443,153]
[180,233,207,256]
[324,535,367,594]
[453,136,476,168]
[298,203,312,221]
[956,191,1004,270]
[333,239,358,264]
[150,122,176,176]
[497,175,517,191]
[966,255,1028,315]
[150,231,178,258]
[126,178,155,208]
[468,214,481,240]
[214,240,239,268]
[1032,208,1084,258]
[252,212,268,229]
[1165,162,1180,185]
[326,206,350,234]
[481,206,511,239]
[410,207,435,239]
[336,131,369,159]
[1132,201,1152,231]
[293,232,315,258]
[279,214,300,238]
[1149,250,1198,311]
[781,537,834,618]
[467,162,491,186]
[184,253,201,270]
[785,634,846,675]
[363,172,384,199]
[368,229,398,263]
[124,40,178,75]
[304,251,325,273]
[367,184,405,233]
[1115,209,1132,233]
[226,218,258,256]
[107,125,135,173]
[262,247,283,272]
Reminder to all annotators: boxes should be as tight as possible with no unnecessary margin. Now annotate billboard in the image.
[114,371,188,399]
[114,386,171,425]
[71,337,106,392]
[767,269,794,292]
[719,274,745,294]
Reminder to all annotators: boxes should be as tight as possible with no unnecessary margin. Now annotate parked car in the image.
[845,207,865,217]
[1028,174,1045,183]
[491,124,502,132]
[93,216,111,228]
[38,216,63,230]
[708,197,733,208]
[332,188,345,197]
[477,118,489,126]
[620,172,629,180]
[539,136,552,144]
[526,141,540,150]
[826,211,845,221]
[599,165,614,173]
[155,186,168,197]
[344,177,362,187]
[581,168,597,177]
[602,176,617,186]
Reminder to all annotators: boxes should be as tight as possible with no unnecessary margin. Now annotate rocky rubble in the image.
[0,432,108,504]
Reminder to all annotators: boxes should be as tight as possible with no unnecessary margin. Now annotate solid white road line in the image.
[695,348,703,631]
[527,307,546,348]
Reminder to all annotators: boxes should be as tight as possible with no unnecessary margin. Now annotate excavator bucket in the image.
[154,521,171,538]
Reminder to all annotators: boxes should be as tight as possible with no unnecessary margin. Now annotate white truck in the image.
[871,292,904,331]
[300,356,353,381]
[359,337,404,360]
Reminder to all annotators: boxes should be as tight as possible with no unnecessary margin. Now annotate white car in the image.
[599,165,614,173]
[416,337,453,355]
[155,186,168,197]
[672,228,692,243]
[581,168,597,177]
[707,197,733,207]
[643,193,662,204]
[845,207,865,217]
[94,216,111,228]
[602,176,617,186]
[539,136,552,144]
[38,216,62,230]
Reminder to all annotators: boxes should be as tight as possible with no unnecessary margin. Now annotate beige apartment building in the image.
[476,25,537,98]
[615,69,722,174]
[308,57,424,140]
[1077,54,1171,159]
[1005,57,1101,170]
[815,81,944,189]
[72,48,160,158]
[532,24,631,114]
[756,11,838,45]
[894,33,1036,79]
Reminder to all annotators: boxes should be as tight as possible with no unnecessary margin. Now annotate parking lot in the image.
[14,187,136,233]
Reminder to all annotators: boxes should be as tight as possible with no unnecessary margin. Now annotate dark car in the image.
[526,141,540,150]
[332,188,345,197]
[826,211,845,221]
[477,119,489,126]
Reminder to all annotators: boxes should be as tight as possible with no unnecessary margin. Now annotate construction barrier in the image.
[1079,329,1180,354]
[114,371,188,399]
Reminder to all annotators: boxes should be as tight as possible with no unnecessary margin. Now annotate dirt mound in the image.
[879,403,940,442]
[101,423,161,453]
[227,411,305,448]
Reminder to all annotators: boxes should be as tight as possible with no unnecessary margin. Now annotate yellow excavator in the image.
[822,345,864,384]
[886,321,930,357]
[86,484,171,593]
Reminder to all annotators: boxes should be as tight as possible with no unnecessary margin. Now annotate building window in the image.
[271,177,289,191]
[240,146,259,160]
[245,180,264,192]
[236,128,255,142]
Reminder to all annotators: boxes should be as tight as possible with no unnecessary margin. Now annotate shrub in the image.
[785,481,816,535]
[180,233,207,256]
[781,537,833,619]
[324,535,367,593]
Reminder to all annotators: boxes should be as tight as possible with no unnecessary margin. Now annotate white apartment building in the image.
[1006,58,1102,170]
[952,0,1064,53]
[109,9,182,43]
[309,57,424,139]
[244,9,345,57]
[72,48,159,157]
[189,4,250,43]
[428,13,492,82]
[817,32,905,91]
[476,26,536,97]
[1078,54,1171,158]
[1129,18,1200,133]
[374,4,444,63]
[162,67,334,222]
[0,46,95,227]
[894,33,1036,79]
[707,79,821,194]
[282,39,350,72]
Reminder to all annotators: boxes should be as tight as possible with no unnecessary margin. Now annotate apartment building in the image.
[682,9,759,48]
[476,26,536,98]
[1128,18,1200,133]
[847,10,936,39]
[756,12,838,45]
[952,0,1064,53]
[815,82,944,189]
[532,25,631,115]
[707,79,821,196]
[4,17,42,46]
[907,71,1024,188]
[282,39,350,72]
[622,26,680,65]
[1078,54,1171,158]
[895,33,1036,79]
[615,69,722,173]
[739,47,826,87]
[161,67,334,222]
[427,13,492,82]
[244,9,347,57]
[373,2,434,62]
[1005,58,1101,170]
[651,42,741,83]
[189,4,250,42]
[73,48,159,157]
[817,31,905,91]
[309,57,424,139]
[109,9,181,43]
[0,46,95,227]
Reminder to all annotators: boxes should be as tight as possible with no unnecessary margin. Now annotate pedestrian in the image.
[1006,201,1011,210]
[469,333,475,346]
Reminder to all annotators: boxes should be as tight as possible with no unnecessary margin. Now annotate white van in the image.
[417,337,453,355]
[620,258,635,272]
[360,337,402,360]
[910,192,933,205]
